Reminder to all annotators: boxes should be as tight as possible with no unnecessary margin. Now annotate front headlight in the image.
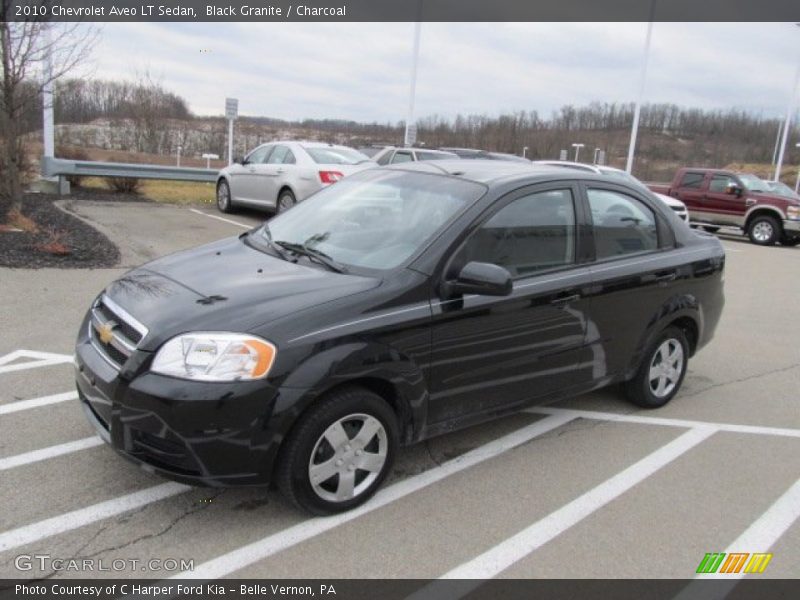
[151,332,277,381]
[787,205,800,220]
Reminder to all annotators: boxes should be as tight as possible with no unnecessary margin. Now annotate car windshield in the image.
[259,169,485,271]
[304,146,369,165]
[738,174,768,192]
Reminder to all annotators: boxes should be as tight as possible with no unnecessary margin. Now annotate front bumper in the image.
[783,219,800,235]
[75,330,303,487]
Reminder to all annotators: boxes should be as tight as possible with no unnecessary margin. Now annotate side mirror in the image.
[444,261,513,297]
[234,156,245,165]
[726,182,743,197]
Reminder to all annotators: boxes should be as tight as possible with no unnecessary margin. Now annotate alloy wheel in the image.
[308,413,388,503]
[648,339,684,398]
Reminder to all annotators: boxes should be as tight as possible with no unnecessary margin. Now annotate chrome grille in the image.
[88,295,148,369]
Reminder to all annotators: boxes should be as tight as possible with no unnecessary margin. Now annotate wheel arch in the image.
[623,301,703,381]
[744,207,783,232]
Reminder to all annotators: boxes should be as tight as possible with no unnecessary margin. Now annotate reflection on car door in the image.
[428,185,592,425]
[233,145,272,204]
[262,145,297,207]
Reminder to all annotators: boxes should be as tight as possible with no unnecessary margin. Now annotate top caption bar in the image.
[5,0,800,22]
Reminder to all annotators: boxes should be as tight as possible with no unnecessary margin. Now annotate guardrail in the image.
[41,157,219,193]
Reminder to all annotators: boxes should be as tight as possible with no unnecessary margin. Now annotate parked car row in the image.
[215,142,799,249]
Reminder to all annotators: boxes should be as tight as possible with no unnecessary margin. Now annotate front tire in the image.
[624,326,689,409]
[747,215,780,246]
[277,387,398,515]
[217,180,234,214]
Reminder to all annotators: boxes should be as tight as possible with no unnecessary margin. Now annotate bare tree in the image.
[0,1,97,222]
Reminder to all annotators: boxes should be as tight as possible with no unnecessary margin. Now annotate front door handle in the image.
[276,168,286,174]
[550,293,581,306]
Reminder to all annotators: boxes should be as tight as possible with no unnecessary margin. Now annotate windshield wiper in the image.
[274,240,348,273]
[259,226,293,262]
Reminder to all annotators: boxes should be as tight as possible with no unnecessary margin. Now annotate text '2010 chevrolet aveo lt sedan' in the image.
[75,161,725,514]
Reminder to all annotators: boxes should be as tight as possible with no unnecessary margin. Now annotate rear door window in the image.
[679,172,705,189]
[587,189,658,259]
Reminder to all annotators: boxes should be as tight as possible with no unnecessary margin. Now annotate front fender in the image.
[275,340,428,444]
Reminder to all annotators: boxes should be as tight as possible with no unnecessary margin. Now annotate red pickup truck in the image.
[649,168,800,246]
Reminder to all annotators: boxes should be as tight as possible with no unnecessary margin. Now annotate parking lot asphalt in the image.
[0,201,798,582]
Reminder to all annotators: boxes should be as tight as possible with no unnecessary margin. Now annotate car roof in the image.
[384,159,607,186]
[532,160,602,173]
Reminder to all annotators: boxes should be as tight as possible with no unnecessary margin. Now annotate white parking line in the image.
[529,406,800,438]
[0,391,78,415]
[189,208,252,229]
[170,413,576,580]
[0,437,103,471]
[673,477,800,600]
[409,427,715,596]
[0,350,73,375]
[0,482,190,553]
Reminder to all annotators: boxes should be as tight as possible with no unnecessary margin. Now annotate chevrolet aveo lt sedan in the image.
[215,141,375,214]
[76,161,725,514]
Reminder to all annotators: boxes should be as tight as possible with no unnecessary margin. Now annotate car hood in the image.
[749,191,800,207]
[104,235,379,351]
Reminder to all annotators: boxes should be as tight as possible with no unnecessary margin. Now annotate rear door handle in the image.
[550,293,581,306]
[276,168,286,174]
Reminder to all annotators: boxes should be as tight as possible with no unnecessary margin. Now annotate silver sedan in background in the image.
[216,141,376,214]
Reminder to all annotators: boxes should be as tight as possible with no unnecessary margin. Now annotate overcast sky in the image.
[86,22,800,123]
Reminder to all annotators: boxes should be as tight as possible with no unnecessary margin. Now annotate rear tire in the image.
[624,326,689,409]
[216,180,234,214]
[277,190,296,214]
[747,215,780,246]
[277,387,398,515]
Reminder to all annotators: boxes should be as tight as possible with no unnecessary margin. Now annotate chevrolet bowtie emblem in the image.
[98,322,115,344]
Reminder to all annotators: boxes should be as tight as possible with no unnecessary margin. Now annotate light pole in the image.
[795,142,800,193]
[176,145,182,167]
[774,23,800,182]
[593,148,601,164]
[523,146,529,158]
[572,143,585,162]
[626,1,657,174]
[404,20,422,147]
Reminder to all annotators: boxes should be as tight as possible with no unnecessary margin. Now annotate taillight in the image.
[319,171,344,184]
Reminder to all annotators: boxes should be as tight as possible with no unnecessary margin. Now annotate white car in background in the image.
[533,160,690,223]
[216,141,376,214]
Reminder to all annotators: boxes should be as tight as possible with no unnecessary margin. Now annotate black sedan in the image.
[75,161,725,514]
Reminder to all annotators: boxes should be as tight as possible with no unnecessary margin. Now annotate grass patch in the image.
[80,177,216,205]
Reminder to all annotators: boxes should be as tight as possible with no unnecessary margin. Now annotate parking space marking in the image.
[0,350,73,375]
[415,427,715,592]
[529,407,800,439]
[0,437,103,471]
[189,208,252,229]
[170,413,576,580]
[0,482,190,553]
[0,391,78,415]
